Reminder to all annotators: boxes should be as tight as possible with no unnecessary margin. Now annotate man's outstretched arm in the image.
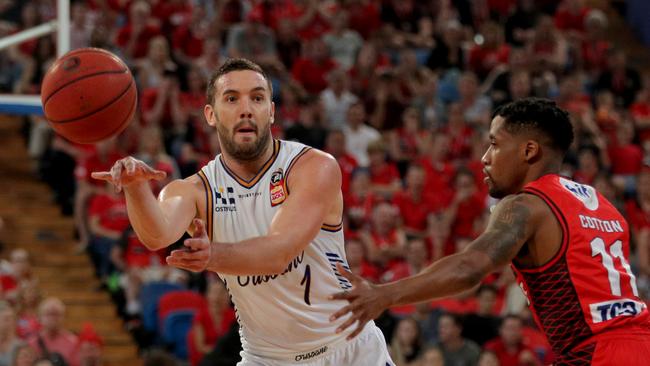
[166,150,342,276]
[92,157,198,250]
[331,194,539,338]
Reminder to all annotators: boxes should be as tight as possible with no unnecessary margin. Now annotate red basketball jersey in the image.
[512,174,650,362]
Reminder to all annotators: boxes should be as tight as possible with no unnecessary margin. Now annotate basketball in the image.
[41,48,137,144]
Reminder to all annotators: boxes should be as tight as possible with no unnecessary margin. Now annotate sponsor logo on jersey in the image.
[559,177,599,211]
[294,346,328,362]
[215,186,237,212]
[270,168,286,206]
[589,298,646,323]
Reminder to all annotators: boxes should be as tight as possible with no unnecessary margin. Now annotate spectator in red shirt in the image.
[88,183,130,281]
[441,168,486,255]
[367,139,401,200]
[226,10,285,74]
[387,107,427,172]
[580,9,611,77]
[530,15,569,73]
[348,43,391,101]
[609,121,643,194]
[382,238,430,295]
[443,103,475,161]
[15,281,41,340]
[73,138,124,252]
[484,315,542,366]
[194,38,224,84]
[115,0,162,60]
[418,133,455,207]
[291,37,338,95]
[344,169,378,232]
[345,238,381,283]
[392,164,438,237]
[171,6,209,66]
[188,281,235,366]
[324,129,358,198]
[0,249,32,302]
[365,202,407,269]
[28,298,79,366]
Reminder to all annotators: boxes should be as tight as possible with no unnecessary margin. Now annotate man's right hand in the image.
[91,157,167,192]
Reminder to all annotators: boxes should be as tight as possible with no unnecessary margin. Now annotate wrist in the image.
[377,283,397,309]
[123,181,152,195]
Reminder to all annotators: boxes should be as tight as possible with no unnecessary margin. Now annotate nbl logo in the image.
[215,186,236,212]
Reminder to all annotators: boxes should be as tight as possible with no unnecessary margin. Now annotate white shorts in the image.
[237,324,394,366]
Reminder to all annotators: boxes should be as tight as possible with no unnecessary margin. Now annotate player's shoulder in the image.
[494,193,551,223]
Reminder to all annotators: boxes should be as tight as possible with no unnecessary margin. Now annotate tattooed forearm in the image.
[469,195,532,267]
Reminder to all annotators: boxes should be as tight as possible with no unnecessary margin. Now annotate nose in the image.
[481,149,490,166]
[238,98,253,120]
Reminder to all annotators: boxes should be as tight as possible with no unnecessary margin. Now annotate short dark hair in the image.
[206,58,273,105]
[493,98,574,154]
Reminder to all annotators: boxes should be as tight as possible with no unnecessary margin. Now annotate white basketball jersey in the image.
[198,140,356,360]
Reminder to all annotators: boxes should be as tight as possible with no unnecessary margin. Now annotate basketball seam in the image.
[47,78,134,124]
[42,69,128,107]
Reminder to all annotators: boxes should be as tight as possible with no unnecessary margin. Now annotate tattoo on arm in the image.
[470,195,532,268]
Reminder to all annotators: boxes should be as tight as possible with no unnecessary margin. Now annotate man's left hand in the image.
[166,218,212,272]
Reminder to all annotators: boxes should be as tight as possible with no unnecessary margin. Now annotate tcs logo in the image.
[590,299,646,323]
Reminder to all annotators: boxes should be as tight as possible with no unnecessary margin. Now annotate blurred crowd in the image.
[1,0,650,365]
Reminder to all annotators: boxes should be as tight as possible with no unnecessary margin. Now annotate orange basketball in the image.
[41,48,137,144]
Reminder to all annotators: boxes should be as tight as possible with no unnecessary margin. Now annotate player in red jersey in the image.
[331,98,650,365]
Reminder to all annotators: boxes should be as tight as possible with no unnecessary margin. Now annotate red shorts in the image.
[559,326,650,365]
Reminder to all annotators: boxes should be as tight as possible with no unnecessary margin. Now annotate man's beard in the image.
[216,118,272,162]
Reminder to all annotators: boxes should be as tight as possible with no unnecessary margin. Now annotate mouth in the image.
[482,169,491,183]
[234,123,257,135]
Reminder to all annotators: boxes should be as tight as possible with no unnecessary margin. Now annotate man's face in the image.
[204,70,274,161]
[482,116,528,198]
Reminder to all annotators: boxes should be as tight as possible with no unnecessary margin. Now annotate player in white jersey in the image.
[93,58,393,365]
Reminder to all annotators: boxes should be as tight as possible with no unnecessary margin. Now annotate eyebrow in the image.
[221,86,267,95]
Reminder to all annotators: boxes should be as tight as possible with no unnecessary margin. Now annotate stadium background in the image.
[0,0,650,365]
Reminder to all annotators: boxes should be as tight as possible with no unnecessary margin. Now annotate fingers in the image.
[165,256,206,272]
[335,313,357,334]
[110,161,124,192]
[192,218,207,239]
[90,171,112,181]
[346,321,367,340]
[143,164,167,181]
[329,304,353,321]
[329,290,355,301]
[183,237,209,251]
[336,262,360,284]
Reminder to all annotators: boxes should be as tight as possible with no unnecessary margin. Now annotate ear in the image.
[523,140,541,163]
[204,104,216,127]
[270,101,275,124]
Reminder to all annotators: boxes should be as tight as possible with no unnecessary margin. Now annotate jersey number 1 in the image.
[300,264,312,305]
[590,237,639,297]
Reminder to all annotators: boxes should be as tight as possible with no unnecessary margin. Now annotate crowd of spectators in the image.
[1,0,650,365]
